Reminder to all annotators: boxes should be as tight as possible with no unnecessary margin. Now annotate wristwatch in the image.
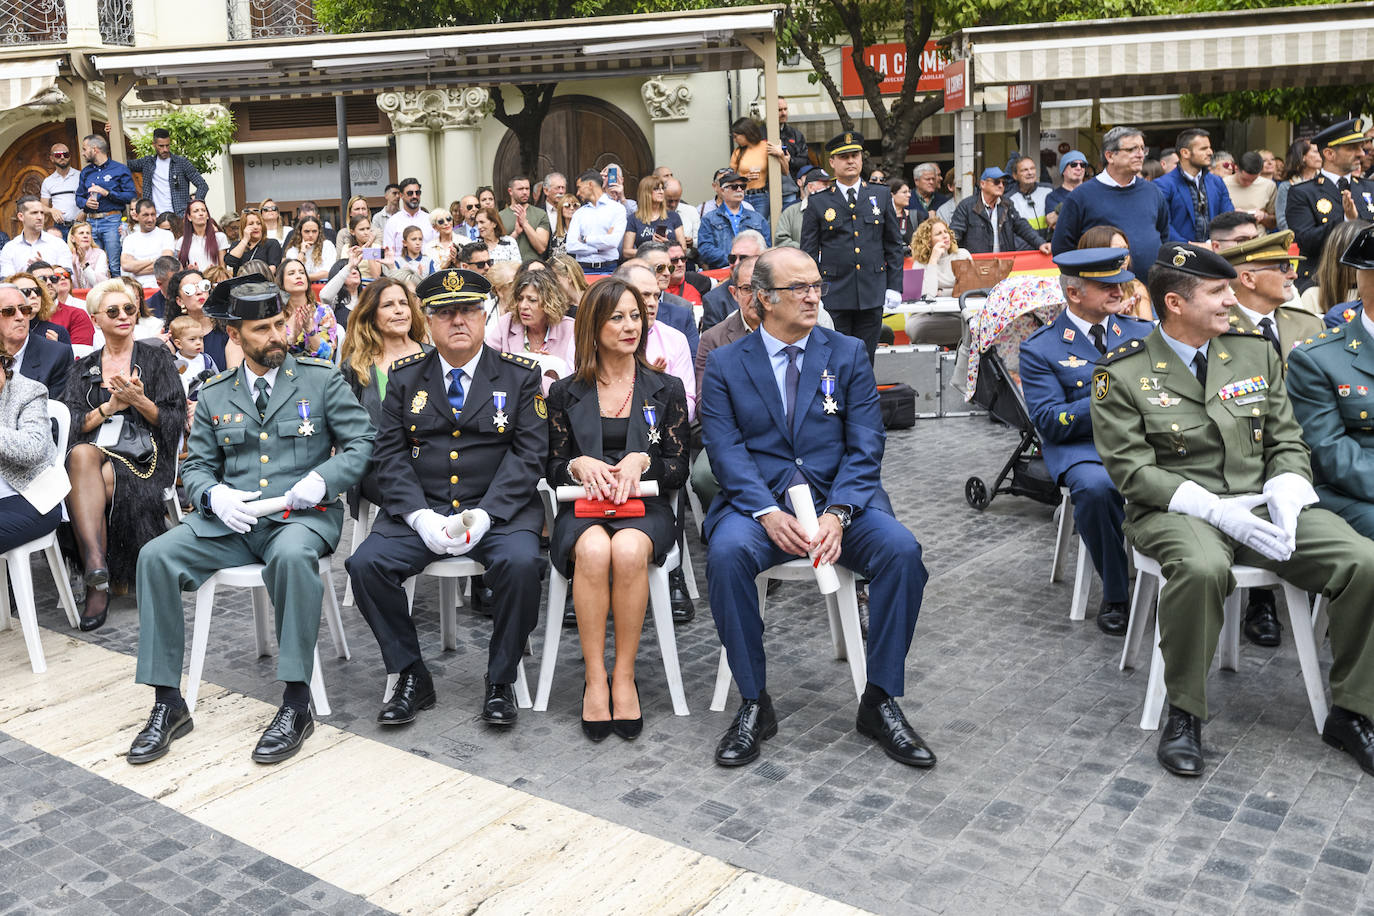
[823,505,852,529]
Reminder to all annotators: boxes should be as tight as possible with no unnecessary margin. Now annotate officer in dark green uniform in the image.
[128,275,374,766]
[1285,118,1374,285]
[1092,242,1374,779]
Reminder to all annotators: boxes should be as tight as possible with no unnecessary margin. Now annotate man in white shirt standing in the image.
[565,170,627,274]
[382,178,435,254]
[39,143,81,239]
[664,178,699,256]
[542,171,568,226]
[0,197,73,276]
[120,199,176,287]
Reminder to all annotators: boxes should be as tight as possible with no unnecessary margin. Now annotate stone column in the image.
[377,91,439,205]
[433,88,494,210]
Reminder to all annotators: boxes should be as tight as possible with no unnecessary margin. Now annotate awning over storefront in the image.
[0,59,59,113]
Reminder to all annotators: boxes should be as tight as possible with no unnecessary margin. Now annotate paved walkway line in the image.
[0,627,867,915]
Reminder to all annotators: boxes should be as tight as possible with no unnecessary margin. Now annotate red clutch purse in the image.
[574,498,646,518]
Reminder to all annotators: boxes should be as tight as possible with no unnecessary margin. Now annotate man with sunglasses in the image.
[697,169,770,270]
[40,143,81,239]
[1046,150,1088,215]
[457,195,482,242]
[348,268,548,730]
[382,178,434,255]
[29,262,94,347]
[0,197,73,277]
[0,284,72,399]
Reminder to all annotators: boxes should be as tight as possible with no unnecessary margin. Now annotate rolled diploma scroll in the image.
[244,496,290,518]
[555,480,659,502]
[443,509,480,541]
[787,484,841,595]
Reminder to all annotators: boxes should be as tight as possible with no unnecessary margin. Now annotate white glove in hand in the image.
[209,485,261,534]
[283,471,326,510]
[1263,472,1318,546]
[443,508,491,556]
[408,509,460,556]
[884,288,902,309]
[1170,482,1291,561]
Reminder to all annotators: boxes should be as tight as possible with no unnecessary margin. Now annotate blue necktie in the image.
[783,345,802,427]
[448,368,465,416]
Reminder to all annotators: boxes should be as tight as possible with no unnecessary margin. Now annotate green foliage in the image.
[1181,86,1374,126]
[315,0,709,32]
[130,108,236,176]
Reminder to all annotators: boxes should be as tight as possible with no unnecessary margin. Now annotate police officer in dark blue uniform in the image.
[1286,118,1374,286]
[799,132,905,362]
[347,268,548,729]
[1019,249,1153,634]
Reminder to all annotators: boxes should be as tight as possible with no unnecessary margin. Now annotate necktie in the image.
[1088,324,1107,355]
[782,345,802,427]
[847,188,857,208]
[1192,351,1208,389]
[1258,316,1282,356]
[1339,177,1351,194]
[253,377,269,417]
[448,368,465,416]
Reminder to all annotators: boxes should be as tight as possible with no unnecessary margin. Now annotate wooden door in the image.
[493,95,654,206]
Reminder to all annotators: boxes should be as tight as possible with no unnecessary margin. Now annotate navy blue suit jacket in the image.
[700,325,892,537]
[656,293,699,357]
[19,332,74,399]
[700,282,734,334]
[1019,310,1154,481]
[1155,167,1234,243]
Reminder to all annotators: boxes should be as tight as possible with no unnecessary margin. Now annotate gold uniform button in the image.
[1171,423,1180,431]
[854,247,861,254]
[1363,411,1369,419]
[1076,380,1083,387]
[1252,408,1261,416]
[223,436,230,443]
[451,430,460,438]
[259,432,268,441]
[409,425,416,431]
[451,499,461,509]
[449,450,458,459]
[260,455,269,463]
[449,475,458,484]
[259,478,269,487]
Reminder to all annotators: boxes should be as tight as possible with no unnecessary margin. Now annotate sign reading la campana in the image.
[840,41,947,98]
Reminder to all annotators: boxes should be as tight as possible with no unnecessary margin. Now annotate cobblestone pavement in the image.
[8,414,1374,914]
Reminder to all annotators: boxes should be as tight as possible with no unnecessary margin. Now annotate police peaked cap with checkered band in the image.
[203,275,282,321]
[416,268,490,310]
[1152,242,1237,280]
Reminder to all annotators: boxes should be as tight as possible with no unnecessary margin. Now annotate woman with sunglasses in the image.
[621,177,685,260]
[0,335,63,565]
[64,278,186,630]
[176,201,227,272]
[258,198,290,244]
[28,263,95,347]
[67,222,109,287]
[426,208,460,269]
[547,194,581,262]
[728,116,791,218]
[161,268,231,370]
[6,272,69,344]
[224,208,283,273]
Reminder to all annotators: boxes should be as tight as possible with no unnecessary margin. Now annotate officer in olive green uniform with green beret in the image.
[1217,229,1323,648]
[1092,242,1374,779]
[129,275,374,766]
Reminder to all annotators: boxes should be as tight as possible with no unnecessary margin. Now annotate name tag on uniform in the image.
[1218,376,1268,401]
[1235,394,1266,406]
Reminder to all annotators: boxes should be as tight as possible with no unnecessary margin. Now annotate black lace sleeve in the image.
[545,379,577,485]
[648,375,689,490]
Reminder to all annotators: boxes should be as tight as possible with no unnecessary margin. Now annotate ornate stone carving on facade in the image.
[377,88,493,133]
[640,76,692,121]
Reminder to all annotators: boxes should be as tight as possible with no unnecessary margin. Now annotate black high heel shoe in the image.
[581,679,613,742]
[611,678,643,740]
[80,588,108,632]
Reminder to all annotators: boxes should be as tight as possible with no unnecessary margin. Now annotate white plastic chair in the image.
[533,482,689,716]
[341,497,380,608]
[184,556,349,715]
[709,558,866,712]
[1050,487,1092,621]
[163,486,183,522]
[0,400,80,673]
[1120,548,1328,733]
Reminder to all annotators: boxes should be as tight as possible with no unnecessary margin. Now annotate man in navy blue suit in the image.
[0,284,72,398]
[699,247,934,770]
[1019,249,1153,634]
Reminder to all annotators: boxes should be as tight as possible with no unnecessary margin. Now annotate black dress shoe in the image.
[1157,704,1204,777]
[79,590,109,633]
[1097,600,1129,636]
[714,693,777,767]
[1243,589,1282,647]
[128,701,193,765]
[251,705,314,764]
[1323,706,1374,777]
[481,676,518,727]
[856,697,937,768]
[669,569,695,624]
[611,678,643,740]
[377,670,436,726]
[581,680,612,743]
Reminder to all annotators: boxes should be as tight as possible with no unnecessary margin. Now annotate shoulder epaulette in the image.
[202,368,236,389]
[390,351,427,371]
[499,351,539,371]
[294,356,334,368]
[1222,327,1269,339]
[1099,338,1147,365]
[1298,325,1345,348]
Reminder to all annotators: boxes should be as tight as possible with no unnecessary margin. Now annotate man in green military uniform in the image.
[1217,229,1324,647]
[1092,242,1374,779]
[128,275,374,765]
[1289,225,1374,543]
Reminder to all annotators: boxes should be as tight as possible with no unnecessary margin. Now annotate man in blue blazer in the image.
[0,285,74,398]
[1019,250,1154,634]
[700,247,934,770]
[1155,128,1234,243]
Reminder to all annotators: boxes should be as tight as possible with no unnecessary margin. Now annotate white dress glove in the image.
[442,508,491,556]
[283,471,327,510]
[208,485,261,534]
[884,288,902,309]
[1262,472,1318,547]
[1169,481,1292,562]
[407,508,461,556]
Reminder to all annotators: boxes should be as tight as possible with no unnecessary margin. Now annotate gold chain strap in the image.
[97,435,158,481]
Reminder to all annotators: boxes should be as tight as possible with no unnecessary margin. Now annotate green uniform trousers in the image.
[134,521,331,688]
[690,450,719,511]
[1127,505,1374,721]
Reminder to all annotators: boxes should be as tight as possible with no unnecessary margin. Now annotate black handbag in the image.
[98,413,158,478]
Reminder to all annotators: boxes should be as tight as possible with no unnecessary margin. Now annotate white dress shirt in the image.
[564,194,628,263]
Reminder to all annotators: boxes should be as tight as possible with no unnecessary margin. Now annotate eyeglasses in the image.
[35,275,57,285]
[51,152,69,159]
[180,279,212,297]
[722,183,747,191]
[464,204,479,211]
[733,284,754,293]
[1113,144,1149,156]
[1063,162,1086,169]
[52,270,70,281]
[103,303,139,318]
[0,304,37,318]
[426,304,484,320]
[652,264,670,275]
[669,256,686,264]
[764,281,829,297]
[435,216,452,225]
[261,205,278,212]
[1250,261,1297,275]
[15,287,41,298]
[404,190,422,197]
[726,253,754,264]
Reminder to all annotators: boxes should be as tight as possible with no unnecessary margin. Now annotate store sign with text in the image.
[943,60,967,113]
[242,149,387,202]
[1006,84,1036,120]
[840,41,947,98]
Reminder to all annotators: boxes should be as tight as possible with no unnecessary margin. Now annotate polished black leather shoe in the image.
[128,701,192,765]
[856,698,937,768]
[251,705,314,764]
[669,568,695,624]
[714,693,777,767]
[1323,706,1374,776]
[1157,704,1204,777]
[377,670,436,726]
[1243,589,1282,647]
[1097,600,1129,636]
[481,676,518,727]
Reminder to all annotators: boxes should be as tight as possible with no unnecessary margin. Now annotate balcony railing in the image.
[98,0,133,46]
[0,0,67,46]
[227,0,324,41]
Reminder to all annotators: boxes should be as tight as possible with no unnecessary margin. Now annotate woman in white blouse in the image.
[175,201,228,272]
[67,222,109,287]
[477,207,522,263]
[905,216,972,346]
[283,216,338,282]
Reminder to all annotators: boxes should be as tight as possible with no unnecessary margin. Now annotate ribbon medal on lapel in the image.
[1339,384,1351,397]
[411,390,428,414]
[643,402,660,445]
[821,369,840,414]
[1218,376,1269,401]
[492,391,510,432]
[296,399,315,436]
[869,195,880,216]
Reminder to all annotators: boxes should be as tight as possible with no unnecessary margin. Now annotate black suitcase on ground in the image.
[876,383,916,429]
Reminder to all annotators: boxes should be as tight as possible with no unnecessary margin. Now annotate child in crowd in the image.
[169,314,219,401]
[394,226,435,278]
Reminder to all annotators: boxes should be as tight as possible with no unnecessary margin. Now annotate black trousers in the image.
[0,496,61,554]
[347,526,544,683]
[829,307,884,363]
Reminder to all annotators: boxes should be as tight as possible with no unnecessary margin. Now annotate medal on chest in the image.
[643,402,660,445]
[821,369,840,414]
[296,399,314,436]
[1219,375,1269,401]
[492,390,509,432]
[869,196,880,216]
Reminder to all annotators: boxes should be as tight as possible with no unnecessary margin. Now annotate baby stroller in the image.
[959,277,1066,511]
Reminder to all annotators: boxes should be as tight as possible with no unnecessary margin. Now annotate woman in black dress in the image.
[546,277,688,742]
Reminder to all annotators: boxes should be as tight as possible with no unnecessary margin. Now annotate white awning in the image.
[0,59,59,113]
